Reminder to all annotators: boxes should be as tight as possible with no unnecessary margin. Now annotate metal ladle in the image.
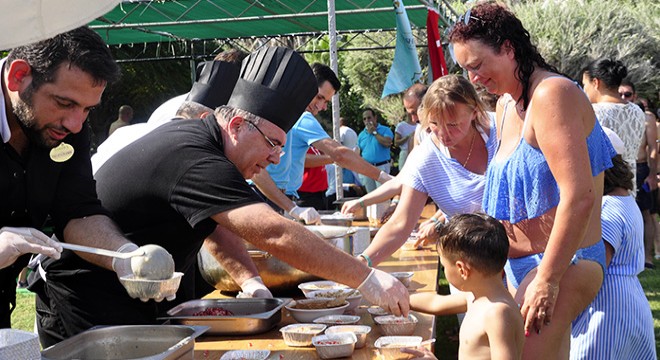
[60,242,145,259]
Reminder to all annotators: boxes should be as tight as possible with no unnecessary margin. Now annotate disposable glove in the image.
[112,243,176,303]
[357,268,409,316]
[237,276,273,298]
[288,205,321,224]
[377,171,394,183]
[0,227,63,269]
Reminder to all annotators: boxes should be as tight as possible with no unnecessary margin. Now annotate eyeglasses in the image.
[619,91,633,98]
[244,119,285,157]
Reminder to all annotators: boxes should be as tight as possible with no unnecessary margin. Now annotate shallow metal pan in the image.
[160,298,291,335]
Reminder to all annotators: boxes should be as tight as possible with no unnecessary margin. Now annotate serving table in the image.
[193,245,440,359]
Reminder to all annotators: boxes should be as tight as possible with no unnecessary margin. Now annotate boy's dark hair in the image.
[603,155,634,194]
[436,213,508,275]
[312,63,341,91]
[6,26,120,90]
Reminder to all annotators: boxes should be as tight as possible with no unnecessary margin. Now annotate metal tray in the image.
[41,325,208,360]
[161,298,291,335]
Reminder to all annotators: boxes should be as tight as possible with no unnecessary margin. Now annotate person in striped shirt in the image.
[354,74,498,267]
[570,129,656,360]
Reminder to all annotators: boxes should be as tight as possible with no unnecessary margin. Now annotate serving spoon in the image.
[59,242,145,259]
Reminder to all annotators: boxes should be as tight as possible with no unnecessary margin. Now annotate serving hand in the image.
[0,227,63,269]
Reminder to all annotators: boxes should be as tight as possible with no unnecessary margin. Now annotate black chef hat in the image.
[227,47,316,132]
[185,60,240,109]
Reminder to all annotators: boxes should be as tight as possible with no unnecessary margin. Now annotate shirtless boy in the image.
[404,213,524,360]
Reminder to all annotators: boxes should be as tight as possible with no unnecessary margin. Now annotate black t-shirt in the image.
[94,116,261,275]
[0,123,108,326]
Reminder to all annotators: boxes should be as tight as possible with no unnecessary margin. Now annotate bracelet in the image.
[391,198,400,205]
[359,199,366,208]
[429,216,440,225]
[357,253,372,267]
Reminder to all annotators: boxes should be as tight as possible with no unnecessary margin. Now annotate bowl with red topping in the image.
[312,332,357,359]
[374,314,419,336]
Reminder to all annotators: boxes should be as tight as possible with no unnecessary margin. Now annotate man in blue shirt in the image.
[252,64,392,222]
[358,108,394,192]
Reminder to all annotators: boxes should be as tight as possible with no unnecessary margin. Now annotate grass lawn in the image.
[12,260,660,357]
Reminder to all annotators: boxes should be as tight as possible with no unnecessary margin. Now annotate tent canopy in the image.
[90,0,456,45]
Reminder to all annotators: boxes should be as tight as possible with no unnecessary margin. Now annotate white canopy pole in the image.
[328,0,344,201]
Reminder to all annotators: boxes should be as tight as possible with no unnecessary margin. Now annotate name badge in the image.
[50,143,74,162]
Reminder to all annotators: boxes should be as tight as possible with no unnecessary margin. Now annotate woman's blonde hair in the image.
[418,75,490,133]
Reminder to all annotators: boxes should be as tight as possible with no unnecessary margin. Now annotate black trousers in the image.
[296,190,327,210]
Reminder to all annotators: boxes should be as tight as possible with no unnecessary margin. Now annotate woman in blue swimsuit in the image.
[449,3,615,359]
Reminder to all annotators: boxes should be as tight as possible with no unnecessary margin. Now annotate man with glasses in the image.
[36,47,410,346]
[251,63,393,222]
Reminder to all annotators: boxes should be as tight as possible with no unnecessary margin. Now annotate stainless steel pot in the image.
[198,226,355,294]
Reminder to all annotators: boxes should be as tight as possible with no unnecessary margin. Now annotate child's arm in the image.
[485,304,524,360]
[410,292,468,315]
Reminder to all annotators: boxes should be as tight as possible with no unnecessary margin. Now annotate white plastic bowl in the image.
[298,280,349,296]
[312,315,360,326]
[325,325,371,349]
[285,299,349,323]
[389,271,414,288]
[374,314,419,336]
[279,323,327,347]
[312,332,357,359]
[220,350,270,360]
[374,336,423,360]
[306,289,362,312]
[367,306,390,321]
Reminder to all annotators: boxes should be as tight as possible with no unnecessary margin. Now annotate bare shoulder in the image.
[532,75,587,108]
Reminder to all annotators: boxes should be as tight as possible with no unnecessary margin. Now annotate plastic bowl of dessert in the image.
[312,332,357,359]
[367,306,390,321]
[374,314,419,336]
[389,271,414,288]
[298,280,349,296]
[285,299,349,323]
[374,336,423,360]
[324,325,371,349]
[279,323,327,347]
[305,289,362,312]
[312,314,360,326]
[220,350,270,360]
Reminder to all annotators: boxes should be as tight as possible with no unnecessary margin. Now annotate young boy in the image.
[403,213,524,360]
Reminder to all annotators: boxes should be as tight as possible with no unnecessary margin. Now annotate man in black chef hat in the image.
[36,46,411,347]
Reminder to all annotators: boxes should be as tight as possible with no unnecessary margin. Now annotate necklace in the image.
[462,130,476,168]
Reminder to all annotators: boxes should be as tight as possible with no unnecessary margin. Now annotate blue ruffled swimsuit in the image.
[482,86,616,289]
[482,94,615,224]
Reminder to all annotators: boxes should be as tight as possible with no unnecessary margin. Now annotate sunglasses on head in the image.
[619,91,633,98]
[448,6,481,65]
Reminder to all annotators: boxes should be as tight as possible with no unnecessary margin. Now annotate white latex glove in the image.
[358,268,410,316]
[0,227,63,269]
[236,276,273,298]
[112,243,176,303]
[377,171,394,183]
[288,205,321,224]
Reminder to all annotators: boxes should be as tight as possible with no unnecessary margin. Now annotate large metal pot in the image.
[198,226,355,294]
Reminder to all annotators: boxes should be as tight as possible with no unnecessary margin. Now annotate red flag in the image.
[427,7,448,79]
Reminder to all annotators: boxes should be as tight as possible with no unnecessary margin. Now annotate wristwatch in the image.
[372,131,378,135]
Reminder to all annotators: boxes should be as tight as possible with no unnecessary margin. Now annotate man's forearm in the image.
[63,215,131,270]
[205,226,259,286]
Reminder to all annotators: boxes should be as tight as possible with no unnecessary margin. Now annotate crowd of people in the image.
[0,1,657,359]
